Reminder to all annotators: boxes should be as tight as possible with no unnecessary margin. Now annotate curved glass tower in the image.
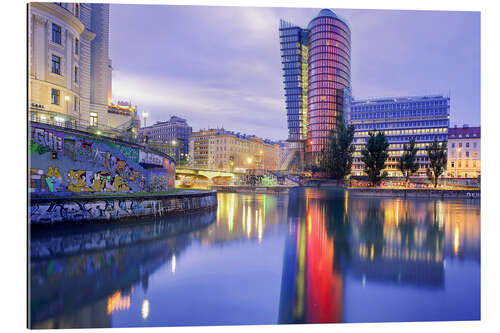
[306,9,351,164]
[280,9,351,167]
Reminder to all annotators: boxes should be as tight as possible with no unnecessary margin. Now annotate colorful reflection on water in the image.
[29,189,480,328]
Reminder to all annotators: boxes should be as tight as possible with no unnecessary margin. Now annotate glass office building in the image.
[279,9,351,166]
[349,95,450,177]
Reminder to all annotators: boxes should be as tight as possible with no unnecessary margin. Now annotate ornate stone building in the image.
[28,3,137,134]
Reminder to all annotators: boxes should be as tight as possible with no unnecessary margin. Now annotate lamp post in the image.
[142,112,148,128]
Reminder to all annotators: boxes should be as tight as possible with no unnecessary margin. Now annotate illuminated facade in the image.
[279,9,351,166]
[349,95,450,176]
[188,129,280,171]
[28,3,136,133]
[446,125,480,178]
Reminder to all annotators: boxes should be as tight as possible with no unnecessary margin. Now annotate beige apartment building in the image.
[189,129,280,172]
[28,3,137,134]
[447,125,481,178]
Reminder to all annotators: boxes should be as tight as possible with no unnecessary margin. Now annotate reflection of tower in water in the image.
[279,188,345,324]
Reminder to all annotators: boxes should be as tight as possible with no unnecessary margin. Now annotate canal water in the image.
[29,188,480,328]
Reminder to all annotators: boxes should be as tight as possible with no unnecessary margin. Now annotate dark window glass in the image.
[51,89,60,105]
[51,55,60,74]
[74,66,78,83]
[75,38,79,55]
[52,23,61,44]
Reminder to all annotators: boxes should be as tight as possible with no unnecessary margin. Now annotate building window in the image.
[52,23,61,44]
[466,151,469,158]
[466,142,470,148]
[74,66,78,83]
[75,4,79,18]
[458,142,462,148]
[90,112,98,127]
[451,162,455,168]
[473,142,477,148]
[451,142,455,148]
[74,96,79,112]
[51,55,61,74]
[473,152,477,158]
[51,89,60,105]
[75,38,79,55]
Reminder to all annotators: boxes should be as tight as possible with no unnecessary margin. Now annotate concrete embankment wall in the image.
[212,186,293,194]
[348,188,480,199]
[30,191,217,226]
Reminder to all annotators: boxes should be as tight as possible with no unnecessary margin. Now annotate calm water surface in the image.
[29,188,480,328]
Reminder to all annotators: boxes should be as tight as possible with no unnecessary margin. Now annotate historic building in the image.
[188,129,280,172]
[28,3,137,136]
[139,116,192,162]
[446,125,480,178]
[279,9,351,167]
[349,95,450,177]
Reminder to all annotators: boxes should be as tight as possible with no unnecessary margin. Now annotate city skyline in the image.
[110,5,479,141]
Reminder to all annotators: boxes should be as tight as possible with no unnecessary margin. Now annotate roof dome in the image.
[307,8,350,31]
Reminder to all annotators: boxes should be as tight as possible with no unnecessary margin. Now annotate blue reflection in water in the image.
[29,189,480,328]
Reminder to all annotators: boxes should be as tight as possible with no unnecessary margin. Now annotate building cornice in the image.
[30,2,85,36]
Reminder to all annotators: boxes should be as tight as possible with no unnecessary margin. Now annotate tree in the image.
[398,137,419,187]
[426,139,447,188]
[361,131,389,186]
[320,122,355,180]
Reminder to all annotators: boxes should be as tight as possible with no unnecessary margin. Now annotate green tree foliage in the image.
[361,131,390,186]
[398,137,420,187]
[426,139,447,188]
[320,122,355,180]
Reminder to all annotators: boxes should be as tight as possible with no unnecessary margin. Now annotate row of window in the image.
[350,108,448,120]
[451,151,478,158]
[450,160,478,168]
[353,120,449,130]
[450,142,479,148]
[351,99,448,112]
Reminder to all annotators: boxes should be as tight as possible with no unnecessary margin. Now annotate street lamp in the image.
[142,112,148,127]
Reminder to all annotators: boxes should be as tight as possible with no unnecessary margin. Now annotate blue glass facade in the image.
[349,95,450,176]
[279,20,309,144]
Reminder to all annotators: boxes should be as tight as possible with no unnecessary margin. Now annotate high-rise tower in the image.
[279,9,351,167]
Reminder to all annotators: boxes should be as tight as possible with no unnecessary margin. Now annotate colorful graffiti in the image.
[29,193,217,224]
[29,124,175,194]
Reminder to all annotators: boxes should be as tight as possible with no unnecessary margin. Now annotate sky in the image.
[109,4,480,141]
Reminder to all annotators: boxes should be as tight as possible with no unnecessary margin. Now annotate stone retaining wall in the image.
[29,191,217,226]
[348,188,480,199]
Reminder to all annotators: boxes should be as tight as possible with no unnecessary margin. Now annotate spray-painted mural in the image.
[29,124,175,194]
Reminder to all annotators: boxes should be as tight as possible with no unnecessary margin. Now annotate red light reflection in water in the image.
[305,199,343,323]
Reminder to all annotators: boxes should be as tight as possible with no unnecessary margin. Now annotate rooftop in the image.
[448,125,481,139]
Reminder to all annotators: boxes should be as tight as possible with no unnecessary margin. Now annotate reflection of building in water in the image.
[279,189,481,324]
[279,188,344,324]
[442,201,480,261]
[349,198,444,287]
[196,193,288,245]
[347,198,480,287]
[30,211,216,328]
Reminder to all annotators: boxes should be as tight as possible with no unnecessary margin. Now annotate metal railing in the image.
[29,108,138,143]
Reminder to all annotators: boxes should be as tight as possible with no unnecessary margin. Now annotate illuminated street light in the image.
[142,112,149,127]
[247,157,253,164]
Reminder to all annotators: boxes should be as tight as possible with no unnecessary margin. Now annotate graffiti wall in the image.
[29,192,218,225]
[29,124,175,194]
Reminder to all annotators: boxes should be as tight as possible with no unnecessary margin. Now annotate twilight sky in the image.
[109,4,480,141]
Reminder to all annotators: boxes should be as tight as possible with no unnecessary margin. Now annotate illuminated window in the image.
[90,112,98,127]
[50,88,60,105]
